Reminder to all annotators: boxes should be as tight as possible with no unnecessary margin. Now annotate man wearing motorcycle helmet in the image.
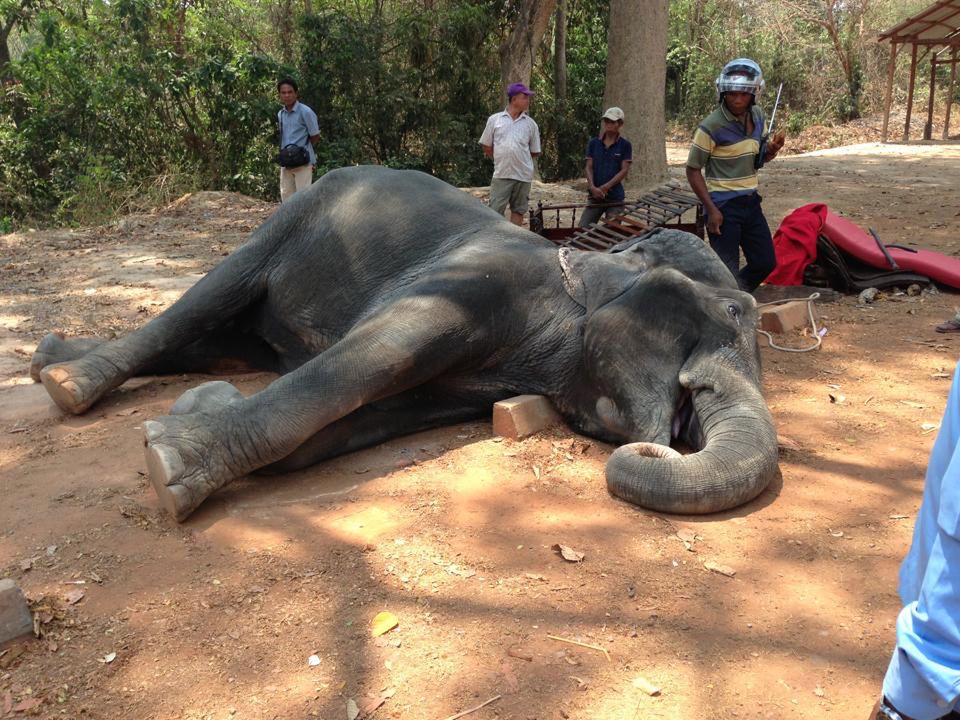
[685,58,785,292]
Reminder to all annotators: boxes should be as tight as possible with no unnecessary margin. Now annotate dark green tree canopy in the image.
[0,0,939,228]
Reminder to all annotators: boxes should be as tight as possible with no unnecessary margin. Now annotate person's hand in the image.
[765,131,785,160]
[706,206,723,235]
[590,185,607,201]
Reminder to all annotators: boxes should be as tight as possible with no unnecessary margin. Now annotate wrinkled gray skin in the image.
[33,166,779,521]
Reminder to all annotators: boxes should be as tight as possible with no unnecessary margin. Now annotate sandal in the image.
[936,318,960,333]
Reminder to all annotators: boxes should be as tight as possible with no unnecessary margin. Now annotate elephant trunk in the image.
[605,379,778,514]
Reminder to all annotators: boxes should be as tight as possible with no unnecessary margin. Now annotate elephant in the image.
[32,165,779,521]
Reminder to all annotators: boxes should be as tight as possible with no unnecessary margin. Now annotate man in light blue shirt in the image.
[277,78,320,203]
[870,362,960,719]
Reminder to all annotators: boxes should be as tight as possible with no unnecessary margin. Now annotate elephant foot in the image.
[170,381,245,416]
[39,354,120,415]
[30,333,104,382]
[143,414,237,521]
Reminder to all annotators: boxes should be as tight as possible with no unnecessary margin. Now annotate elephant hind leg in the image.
[41,246,273,415]
[31,330,278,383]
[31,334,104,382]
[39,329,283,414]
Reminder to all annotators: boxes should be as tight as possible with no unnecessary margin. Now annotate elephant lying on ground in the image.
[33,166,779,521]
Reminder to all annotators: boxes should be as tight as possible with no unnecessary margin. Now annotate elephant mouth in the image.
[607,376,778,514]
[670,389,701,449]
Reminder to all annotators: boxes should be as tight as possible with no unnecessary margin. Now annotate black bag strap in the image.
[279,108,307,149]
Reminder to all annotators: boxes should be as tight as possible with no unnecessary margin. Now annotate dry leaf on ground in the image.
[553,544,584,562]
[632,676,662,696]
[507,646,534,662]
[703,561,736,577]
[12,698,43,712]
[371,611,399,637]
[347,698,360,720]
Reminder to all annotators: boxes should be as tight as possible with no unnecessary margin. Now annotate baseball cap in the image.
[507,82,535,98]
[602,107,624,122]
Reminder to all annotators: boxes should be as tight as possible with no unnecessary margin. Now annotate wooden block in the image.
[493,395,561,439]
[759,300,815,334]
[0,579,33,644]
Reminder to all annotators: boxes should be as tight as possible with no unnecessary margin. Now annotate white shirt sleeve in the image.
[529,119,541,155]
[479,114,497,147]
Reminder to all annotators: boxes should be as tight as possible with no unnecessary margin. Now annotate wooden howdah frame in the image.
[529,183,704,252]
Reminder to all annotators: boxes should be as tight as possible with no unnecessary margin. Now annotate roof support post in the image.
[945,47,958,139]
[925,56,938,140]
[904,42,919,141]
[882,41,899,143]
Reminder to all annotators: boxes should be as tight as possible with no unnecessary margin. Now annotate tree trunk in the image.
[0,25,12,83]
[499,0,557,89]
[553,0,566,103]
[604,0,668,189]
[1,13,27,127]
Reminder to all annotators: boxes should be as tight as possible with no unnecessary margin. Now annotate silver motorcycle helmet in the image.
[715,58,765,103]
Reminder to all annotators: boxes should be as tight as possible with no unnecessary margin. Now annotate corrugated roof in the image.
[879,0,960,45]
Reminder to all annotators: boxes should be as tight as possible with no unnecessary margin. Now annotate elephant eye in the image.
[726,302,741,320]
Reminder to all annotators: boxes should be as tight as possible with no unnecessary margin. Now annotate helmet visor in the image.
[723,64,759,79]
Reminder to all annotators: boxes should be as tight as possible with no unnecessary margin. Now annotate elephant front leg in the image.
[142,298,483,520]
[261,387,496,473]
[143,407,257,521]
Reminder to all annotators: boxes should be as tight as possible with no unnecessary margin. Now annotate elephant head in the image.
[558,229,779,514]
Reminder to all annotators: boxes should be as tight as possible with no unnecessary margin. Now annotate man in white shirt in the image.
[478,83,541,226]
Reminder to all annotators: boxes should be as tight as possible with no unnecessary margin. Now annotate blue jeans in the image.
[708,193,776,292]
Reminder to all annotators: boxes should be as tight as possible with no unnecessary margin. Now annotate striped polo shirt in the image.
[686,104,766,206]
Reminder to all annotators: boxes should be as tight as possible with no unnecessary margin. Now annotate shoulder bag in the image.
[276,112,311,168]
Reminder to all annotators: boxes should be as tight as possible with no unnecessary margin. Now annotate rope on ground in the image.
[756,292,823,353]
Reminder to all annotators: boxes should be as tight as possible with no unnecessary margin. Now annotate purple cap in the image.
[506,82,534,98]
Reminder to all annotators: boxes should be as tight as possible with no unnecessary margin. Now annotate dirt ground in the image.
[2,139,960,720]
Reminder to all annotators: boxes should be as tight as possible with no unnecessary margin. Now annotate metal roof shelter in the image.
[879,0,960,142]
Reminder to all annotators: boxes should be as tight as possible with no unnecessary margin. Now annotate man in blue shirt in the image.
[578,106,632,228]
[277,78,320,203]
[869,362,960,720]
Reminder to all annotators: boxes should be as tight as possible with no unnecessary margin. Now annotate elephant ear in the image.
[558,247,647,313]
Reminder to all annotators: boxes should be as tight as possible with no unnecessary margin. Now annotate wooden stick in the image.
[439,695,502,720]
[547,634,611,661]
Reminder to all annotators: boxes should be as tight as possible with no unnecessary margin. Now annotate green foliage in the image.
[296,1,499,186]
[0,0,949,227]
[536,0,607,182]
[1,0,283,221]
[663,0,936,132]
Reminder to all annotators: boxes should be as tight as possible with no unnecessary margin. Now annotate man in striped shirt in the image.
[686,58,784,292]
